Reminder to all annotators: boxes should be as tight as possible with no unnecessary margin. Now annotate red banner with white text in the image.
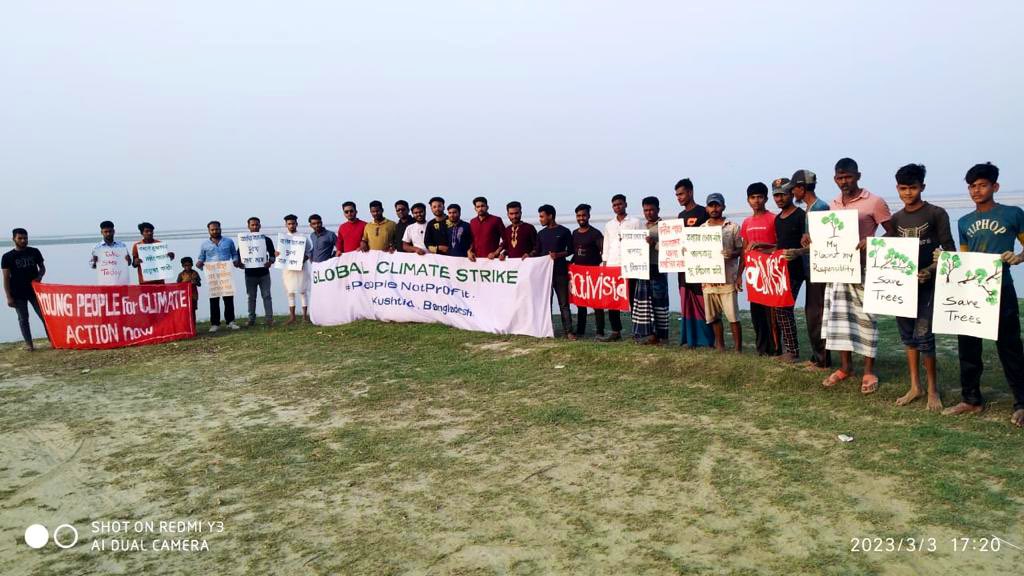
[32,282,195,349]
[743,251,796,307]
[569,265,630,312]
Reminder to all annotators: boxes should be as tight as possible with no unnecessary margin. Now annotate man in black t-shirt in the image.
[571,204,605,338]
[773,178,807,361]
[2,228,48,351]
[534,204,575,339]
[424,196,453,255]
[675,178,715,348]
[237,217,277,327]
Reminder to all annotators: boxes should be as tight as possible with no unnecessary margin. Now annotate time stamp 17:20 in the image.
[850,536,1018,553]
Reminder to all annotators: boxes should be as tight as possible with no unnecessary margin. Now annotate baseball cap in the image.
[783,169,816,192]
[706,193,725,206]
[772,177,791,194]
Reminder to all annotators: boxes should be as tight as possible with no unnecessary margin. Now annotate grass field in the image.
[2,308,1023,575]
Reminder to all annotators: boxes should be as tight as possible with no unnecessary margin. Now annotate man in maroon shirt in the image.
[468,196,505,262]
[498,201,538,260]
[336,201,367,254]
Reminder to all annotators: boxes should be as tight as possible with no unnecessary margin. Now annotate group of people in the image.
[4,159,1024,427]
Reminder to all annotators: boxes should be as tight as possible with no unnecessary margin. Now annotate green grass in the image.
[2,308,1024,575]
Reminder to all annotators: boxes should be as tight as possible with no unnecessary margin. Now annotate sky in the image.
[2,0,1022,236]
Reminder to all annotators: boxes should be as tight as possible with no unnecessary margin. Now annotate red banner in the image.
[32,282,195,349]
[743,251,795,307]
[569,265,630,311]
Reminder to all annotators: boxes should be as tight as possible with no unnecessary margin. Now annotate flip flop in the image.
[822,369,850,388]
[861,374,879,395]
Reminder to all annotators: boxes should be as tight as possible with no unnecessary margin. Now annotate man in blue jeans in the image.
[2,228,49,351]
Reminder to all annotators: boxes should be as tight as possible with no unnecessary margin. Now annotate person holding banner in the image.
[279,214,312,324]
[599,194,641,342]
[740,182,780,356]
[393,200,415,253]
[469,197,505,261]
[882,164,954,411]
[424,196,453,255]
[308,214,338,263]
[943,162,1024,427]
[401,203,429,254]
[788,170,832,369]
[131,222,175,285]
[197,220,240,332]
[632,197,670,345]
[701,195,744,352]
[90,220,131,285]
[176,256,202,325]
[674,179,716,348]
[238,217,276,327]
[820,158,893,393]
[3,228,48,351]
[571,203,605,338]
[772,178,806,362]
[446,204,474,258]
[534,204,575,339]
[499,201,537,260]
[336,201,367,254]
[360,200,397,252]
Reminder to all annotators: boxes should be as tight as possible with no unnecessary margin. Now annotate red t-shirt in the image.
[470,214,505,256]
[740,212,777,245]
[336,220,367,254]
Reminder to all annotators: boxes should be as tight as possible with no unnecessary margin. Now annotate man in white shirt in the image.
[402,202,429,254]
[600,194,642,341]
[90,220,131,285]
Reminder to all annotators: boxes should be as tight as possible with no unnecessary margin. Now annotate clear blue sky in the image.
[2,1,1022,235]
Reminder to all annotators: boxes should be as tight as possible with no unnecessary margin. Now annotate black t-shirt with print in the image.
[571,228,604,266]
[2,247,44,299]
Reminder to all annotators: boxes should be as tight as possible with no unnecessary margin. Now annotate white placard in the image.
[863,237,920,317]
[682,227,726,284]
[94,245,131,285]
[618,229,650,280]
[808,209,861,283]
[276,233,307,271]
[932,251,1003,340]
[657,219,686,273]
[237,233,269,269]
[204,261,236,298]
[136,243,174,282]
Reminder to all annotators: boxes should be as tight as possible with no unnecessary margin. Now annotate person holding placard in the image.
[336,201,367,254]
[401,203,429,254]
[943,162,1024,427]
[197,220,240,332]
[498,201,537,260]
[773,178,805,362]
[308,214,338,264]
[468,196,505,261]
[631,196,669,345]
[3,228,48,351]
[238,217,276,327]
[90,220,131,285]
[820,158,893,393]
[788,170,832,369]
[700,194,744,352]
[740,182,780,356]
[131,222,175,285]
[534,204,575,339]
[571,203,605,339]
[360,200,397,252]
[675,179,716,348]
[599,194,641,342]
[393,200,415,253]
[884,164,955,411]
[279,214,312,324]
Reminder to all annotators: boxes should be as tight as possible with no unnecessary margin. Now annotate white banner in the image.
[808,209,861,283]
[310,252,554,337]
[94,245,131,285]
[136,243,174,282]
[682,227,726,284]
[204,261,236,298]
[932,251,1003,340]
[618,229,650,280]
[237,233,269,268]
[275,233,307,271]
[863,237,920,317]
[657,219,686,273]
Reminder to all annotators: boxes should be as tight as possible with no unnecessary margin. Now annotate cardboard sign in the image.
[932,251,1003,340]
[618,230,650,280]
[94,244,131,285]
[136,243,174,282]
[569,264,630,312]
[863,237,919,317]
[657,219,687,273]
[204,261,235,298]
[237,233,269,268]
[808,209,860,283]
[744,250,795,307]
[682,227,726,284]
[276,233,307,271]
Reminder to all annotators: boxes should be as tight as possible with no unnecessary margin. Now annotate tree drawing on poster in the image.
[932,251,1002,340]
[237,233,269,268]
[656,219,686,273]
[204,261,236,298]
[618,230,650,280]
[682,227,725,284]
[136,243,174,282]
[275,233,307,271]
[808,209,860,283]
[863,237,919,317]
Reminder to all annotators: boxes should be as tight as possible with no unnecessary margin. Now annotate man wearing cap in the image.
[700,194,744,351]
[787,170,831,369]
[773,178,806,362]
[675,179,716,348]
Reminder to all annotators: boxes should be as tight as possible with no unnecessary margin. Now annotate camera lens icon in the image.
[24,524,48,549]
[24,523,78,549]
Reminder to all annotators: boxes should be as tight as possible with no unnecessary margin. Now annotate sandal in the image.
[822,369,850,388]
[861,374,879,395]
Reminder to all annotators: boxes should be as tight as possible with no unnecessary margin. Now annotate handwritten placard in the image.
[276,233,307,271]
[94,245,131,285]
[657,219,687,273]
[682,227,726,284]
[237,233,269,269]
[136,243,174,282]
[618,230,650,280]
[863,237,919,317]
[204,261,236,298]
[932,251,1003,340]
[744,251,795,307]
[808,209,860,283]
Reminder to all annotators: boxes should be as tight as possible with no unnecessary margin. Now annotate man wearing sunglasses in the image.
[336,201,367,254]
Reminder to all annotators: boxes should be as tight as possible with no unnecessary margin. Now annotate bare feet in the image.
[285,317,296,326]
[926,394,943,412]
[895,388,922,407]
[1012,409,1024,428]
[942,402,985,417]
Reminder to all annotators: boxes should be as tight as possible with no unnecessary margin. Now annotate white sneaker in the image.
[209,325,219,333]
[228,322,240,330]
